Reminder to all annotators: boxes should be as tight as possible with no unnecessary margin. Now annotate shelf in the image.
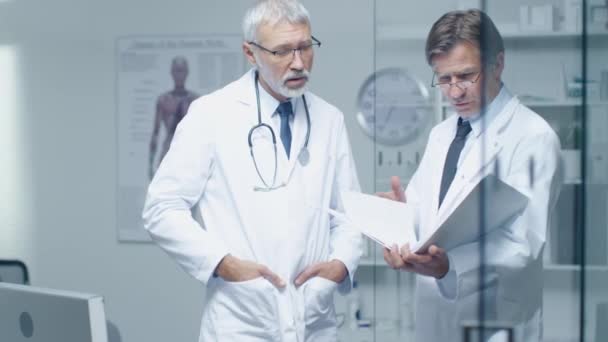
[501,28,608,39]
[360,259,608,270]
[338,326,412,342]
[376,24,608,42]
[440,99,608,108]
[373,25,583,41]
[524,100,608,107]
[522,99,582,107]
[545,264,608,272]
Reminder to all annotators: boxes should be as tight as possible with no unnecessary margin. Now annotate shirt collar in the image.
[255,75,298,121]
[460,84,512,137]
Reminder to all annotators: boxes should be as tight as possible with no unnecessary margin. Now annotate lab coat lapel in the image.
[436,97,519,223]
[429,115,459,218]
[234,70,258,124]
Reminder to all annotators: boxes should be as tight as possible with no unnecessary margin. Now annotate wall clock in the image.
[356,67,430,146]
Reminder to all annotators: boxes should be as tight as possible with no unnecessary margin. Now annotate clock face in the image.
[356,68,431,146]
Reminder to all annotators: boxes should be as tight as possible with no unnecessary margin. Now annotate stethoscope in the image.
[248,71,311,191]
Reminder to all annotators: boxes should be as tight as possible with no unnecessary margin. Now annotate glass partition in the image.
[583,0,608,341]
[339,0,608,341]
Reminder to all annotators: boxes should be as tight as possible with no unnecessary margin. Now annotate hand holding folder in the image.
[337,174,529,253]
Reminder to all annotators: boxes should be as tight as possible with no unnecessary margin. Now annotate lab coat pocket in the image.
[210,277,279,334]
[304,277,338,329]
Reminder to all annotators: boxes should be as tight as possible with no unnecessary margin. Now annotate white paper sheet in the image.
[339,191,416,248]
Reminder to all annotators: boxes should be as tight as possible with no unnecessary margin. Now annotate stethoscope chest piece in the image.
[298,148,310,166]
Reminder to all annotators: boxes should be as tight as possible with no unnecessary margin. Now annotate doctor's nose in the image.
[289,50,305,71]
[447,83,466,99]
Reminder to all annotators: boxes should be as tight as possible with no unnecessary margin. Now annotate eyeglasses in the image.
[248,36,321,61]
[431,71,481,91]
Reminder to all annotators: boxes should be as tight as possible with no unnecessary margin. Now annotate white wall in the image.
[0,43,32,259]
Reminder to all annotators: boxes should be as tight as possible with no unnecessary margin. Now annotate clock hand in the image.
[382,105,396,128]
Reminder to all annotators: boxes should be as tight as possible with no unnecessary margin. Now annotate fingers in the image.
[375,191,397,201]
[294,264,320,287]
[403,252,433,264]
[320,259,348,283]
[428,245,445,257]
[401,244,433,264]
[383,245,405,269]
[390,176,406,202]
[383,249,394,266]
[390,245,404,265]
[399,243,411,257]
[376,176,405,202]
[428,245,449,274]
[258,265,286,288]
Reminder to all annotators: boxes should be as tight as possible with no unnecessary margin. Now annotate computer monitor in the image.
[0,260,29,284]
[0,283,108,342]
[462,321,514,342]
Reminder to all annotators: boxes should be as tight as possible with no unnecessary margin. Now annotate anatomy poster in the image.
[116,35,244,241]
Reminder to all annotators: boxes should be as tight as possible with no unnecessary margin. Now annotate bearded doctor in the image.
[380,10,562,342]
[142,0,362,341]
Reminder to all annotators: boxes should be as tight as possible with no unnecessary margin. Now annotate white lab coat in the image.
[142,70,362,342]
[405,96,562,342]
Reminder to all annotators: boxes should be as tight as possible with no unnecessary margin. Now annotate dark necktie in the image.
[438,118,472,208]
[277,101,293,159]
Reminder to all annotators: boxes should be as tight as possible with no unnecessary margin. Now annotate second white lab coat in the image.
[405,96,562,342]
[142,70,362,342]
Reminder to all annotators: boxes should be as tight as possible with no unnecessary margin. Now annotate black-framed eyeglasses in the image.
[431,71,481,91]
[248,36,321,60]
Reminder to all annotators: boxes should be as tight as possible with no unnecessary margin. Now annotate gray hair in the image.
[425,9,504,66]
[242,0,311,43]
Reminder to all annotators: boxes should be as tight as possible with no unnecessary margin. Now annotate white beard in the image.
[279,82,307,98]
[256,64,310,99]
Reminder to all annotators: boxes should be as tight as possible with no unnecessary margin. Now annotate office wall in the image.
[0,43,32,259]
[0,0,375,341]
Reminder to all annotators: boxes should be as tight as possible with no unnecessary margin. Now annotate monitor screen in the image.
[0,260,29,284]
[0,283,108,342]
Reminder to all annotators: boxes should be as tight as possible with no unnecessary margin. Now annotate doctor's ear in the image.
[492,51,505,80]
[243,42,257,66]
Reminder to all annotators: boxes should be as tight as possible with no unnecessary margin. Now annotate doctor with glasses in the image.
[142,1,362,341]
[381,9,562,342]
